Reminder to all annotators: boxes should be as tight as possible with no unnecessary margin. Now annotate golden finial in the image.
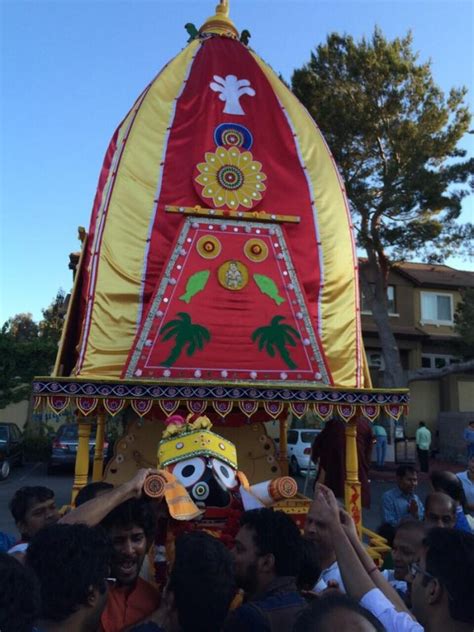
[198,0,239,39]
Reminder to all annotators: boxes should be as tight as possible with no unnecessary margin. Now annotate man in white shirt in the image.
[415,422,431,473]
[304,491,344,592]
[382,520,426,600]
[314,482,474,632]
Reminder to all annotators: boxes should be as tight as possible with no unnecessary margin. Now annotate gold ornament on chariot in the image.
[244,238,268,262]
[196,235,222,259]
[217,260,249,291]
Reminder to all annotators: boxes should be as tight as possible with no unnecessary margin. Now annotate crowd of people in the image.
[1,457,473,632]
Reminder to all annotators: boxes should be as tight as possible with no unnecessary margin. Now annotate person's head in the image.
[424,493,456,529]
[164,532,236,632]
[233,508,302,595]
[75,481,113,507]
[293,592,385,632]
[392,520,426,581]
[297,537,322,591]
[468,420,474,428]
[430,470,465,507]
[0,552,40,632]
[304,496,335,567]
[419,421,426,428]
[408,528,474,627]
[396,465,418,495]
[26,524,112,631]
[101,497,156,587]
[9,486,59,540]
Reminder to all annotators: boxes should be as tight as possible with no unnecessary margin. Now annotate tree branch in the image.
[408,359,474,382]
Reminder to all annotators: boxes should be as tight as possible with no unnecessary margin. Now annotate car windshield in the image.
[301,431,317,444]
[0,427,8,442]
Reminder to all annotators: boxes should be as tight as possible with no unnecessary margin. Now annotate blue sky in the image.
[1,0,473,323]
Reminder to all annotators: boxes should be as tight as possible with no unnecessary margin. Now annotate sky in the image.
[1,0,473,324]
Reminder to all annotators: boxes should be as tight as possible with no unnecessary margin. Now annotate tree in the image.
[0,292,66,408]
[292,29,473,386]
[251,316,300,369]
[452,288,474,360]
[160,312,211,366]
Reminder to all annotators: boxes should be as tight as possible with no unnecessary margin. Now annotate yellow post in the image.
[71,417,91,505]
[278,408,290,476]
[92,408,106,482]
[344,416,362,537]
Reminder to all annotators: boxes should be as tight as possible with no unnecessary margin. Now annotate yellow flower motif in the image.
[195,147,267,209]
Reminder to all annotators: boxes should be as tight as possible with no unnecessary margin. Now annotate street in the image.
[0,461,433,539]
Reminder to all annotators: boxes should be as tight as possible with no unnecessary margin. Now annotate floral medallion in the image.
[194,147,266,210]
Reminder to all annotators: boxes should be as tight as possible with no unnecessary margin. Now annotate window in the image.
[420,292,453,325]
[421,354,455,369]
[367,352,386,370]
[287,430,298,445]
[361,285,397,315]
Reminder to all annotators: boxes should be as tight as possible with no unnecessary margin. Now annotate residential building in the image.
[359,261,474,462]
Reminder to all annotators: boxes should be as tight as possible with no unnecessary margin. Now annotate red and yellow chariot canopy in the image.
[56,3,371,392]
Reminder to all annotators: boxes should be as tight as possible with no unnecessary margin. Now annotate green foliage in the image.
[251,315,300,369]
[160,312,211,366]
[452,288,474,359]
[292,29,473,386]
[292,29,473,263]
[0,291,66,408]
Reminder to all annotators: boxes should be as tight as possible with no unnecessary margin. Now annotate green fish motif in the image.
[179,270,210,304]
[253,274,285,305]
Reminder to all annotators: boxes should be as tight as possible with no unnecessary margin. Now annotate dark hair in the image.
[395,518,426,537]
[419,421,426,427]
[240,508,302,577]
[298,538,321,591]
[376,522,396,547]
[430,471,466,506]
[423,528,474,624]
[26,523,112,622]
[293,592,385,631]
[396,465,417,478]
[425,492,456,514]
[168,531,236,632]
[75,481,114,507]
[101,497,156,541]
[9,486,54,524]
[0,553,40,632]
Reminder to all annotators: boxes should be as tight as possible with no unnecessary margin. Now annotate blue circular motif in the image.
[214,123,253,150]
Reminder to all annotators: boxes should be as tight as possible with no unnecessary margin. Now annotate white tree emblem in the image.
[210,74,256,115]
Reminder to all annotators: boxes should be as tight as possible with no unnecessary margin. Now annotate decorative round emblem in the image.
[244,238,268,262]
[175,442,184,450]
[214,123,253,149]
[196,235,222,259]
[194,147,266,210]
[218,442,226,451]
[217,260,249,291]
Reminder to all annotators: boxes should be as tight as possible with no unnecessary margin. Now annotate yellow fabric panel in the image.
[251,52,368,387]
[80,41,200,377]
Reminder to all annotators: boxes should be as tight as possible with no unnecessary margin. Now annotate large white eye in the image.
[171,457,206,487]
[211,458,238,490]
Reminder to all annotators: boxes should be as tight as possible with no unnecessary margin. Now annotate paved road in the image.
[0,462,432,539]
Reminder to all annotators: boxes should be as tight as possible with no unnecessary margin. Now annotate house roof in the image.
[391,262,474,289]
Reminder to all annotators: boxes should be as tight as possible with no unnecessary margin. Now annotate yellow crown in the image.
[158,427,238,469]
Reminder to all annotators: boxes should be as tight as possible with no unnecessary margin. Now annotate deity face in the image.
[169,456,239,509]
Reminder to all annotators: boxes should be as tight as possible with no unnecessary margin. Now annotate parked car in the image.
[287,429,321,475]
[47,423,109,473]
[273,429,321,476]
[0,422,25,480]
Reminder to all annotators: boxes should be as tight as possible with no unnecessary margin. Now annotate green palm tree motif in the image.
[251,316,301,369]
[160,312,211,367]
